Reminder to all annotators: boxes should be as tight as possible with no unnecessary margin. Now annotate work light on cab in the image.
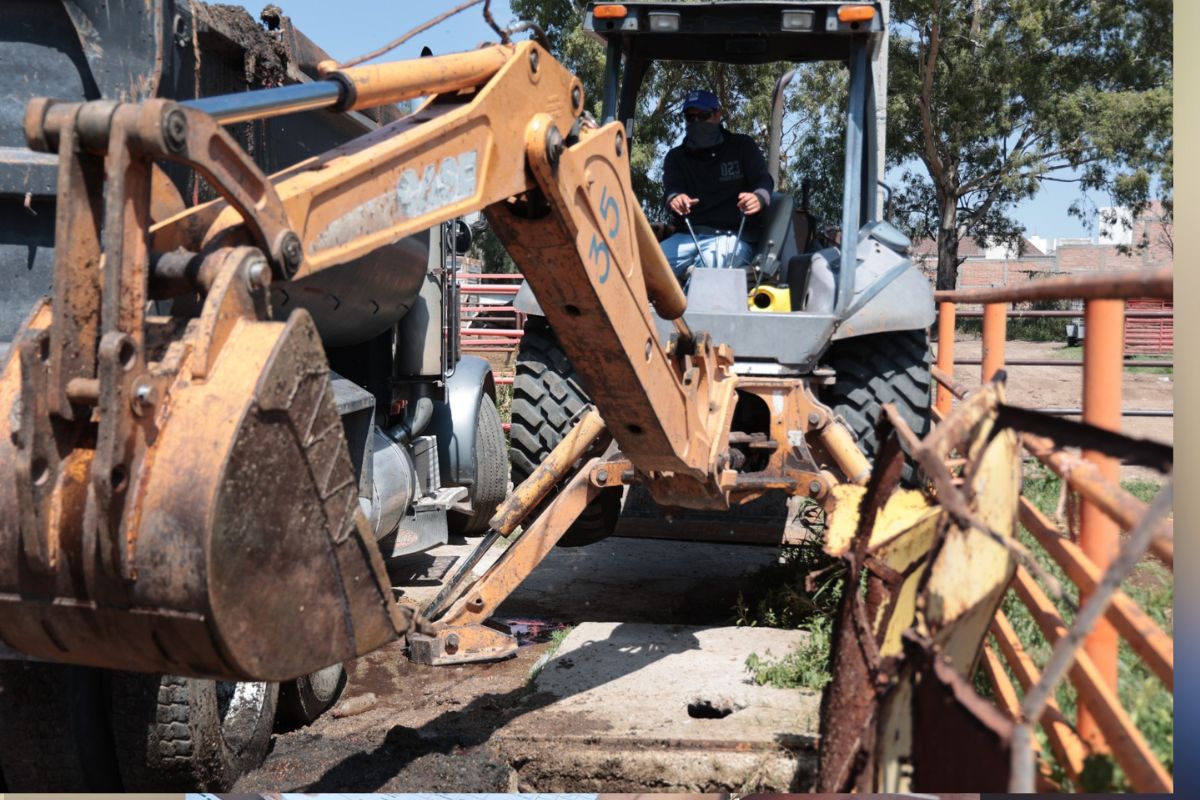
[648,11,680,32]
[781,10,815,31]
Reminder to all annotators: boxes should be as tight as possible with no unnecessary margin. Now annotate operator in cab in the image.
[660,89,774,286]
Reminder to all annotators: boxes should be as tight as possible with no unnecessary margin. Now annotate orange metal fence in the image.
[931,266,1173,792]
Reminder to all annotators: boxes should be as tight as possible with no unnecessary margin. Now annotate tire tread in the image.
[822,329,933,485]
[509,318,619,546]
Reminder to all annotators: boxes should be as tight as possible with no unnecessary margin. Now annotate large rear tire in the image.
[449,395,509,535]
[509,317,621,547]
[0,661,122,791]
[108,673,278,791]
[821,329,932,485]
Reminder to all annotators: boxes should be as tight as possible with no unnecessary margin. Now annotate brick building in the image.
[911,202,1173,289]
[912,203,1173,352]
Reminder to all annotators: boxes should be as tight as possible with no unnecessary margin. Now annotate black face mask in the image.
[684,120,723,149]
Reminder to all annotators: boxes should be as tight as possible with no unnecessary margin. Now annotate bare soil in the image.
[235,640,539,792]
[944,337,1173,481]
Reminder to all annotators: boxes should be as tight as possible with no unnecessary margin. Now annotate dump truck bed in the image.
[0,0,400,343]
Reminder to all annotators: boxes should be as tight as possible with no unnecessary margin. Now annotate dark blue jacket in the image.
[663,128,774,234]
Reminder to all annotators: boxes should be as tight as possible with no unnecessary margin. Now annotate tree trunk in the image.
[935,205,960,291]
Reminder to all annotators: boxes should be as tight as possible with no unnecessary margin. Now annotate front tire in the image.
[449,395,509,535]
[509,317,621,547]
[108,674,278,791]
[276,663,347,730]
[821,330,932,485]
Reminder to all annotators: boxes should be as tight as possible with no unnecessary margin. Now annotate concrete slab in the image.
[491,622,821,792]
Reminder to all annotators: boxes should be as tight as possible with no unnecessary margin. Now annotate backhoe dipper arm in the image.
[153,41,739,504]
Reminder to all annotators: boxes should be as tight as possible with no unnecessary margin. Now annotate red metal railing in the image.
[1125,298,1173,354]
[456,272,524,384]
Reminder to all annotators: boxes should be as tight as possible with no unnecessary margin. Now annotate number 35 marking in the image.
[599,185,620,238]
[589,234,611,284]
[588,184,620,283]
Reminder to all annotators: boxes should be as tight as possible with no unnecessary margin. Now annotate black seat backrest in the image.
[787,254,813,311]
[754,192,795,279]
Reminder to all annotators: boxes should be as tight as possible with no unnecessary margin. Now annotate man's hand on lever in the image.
[669,193,699,216]
[736,192,763,215]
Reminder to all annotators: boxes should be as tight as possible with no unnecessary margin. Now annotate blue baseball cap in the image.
[681,89,720,113]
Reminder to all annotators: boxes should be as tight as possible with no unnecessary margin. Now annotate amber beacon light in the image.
[594,4,629,19]
[837,4,876,23]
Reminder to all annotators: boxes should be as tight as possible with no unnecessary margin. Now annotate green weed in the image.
[734,509,841,692]
[732,508,843,630]
[526,624,575,685]
[744,616,832,691]
[547,625,573,652]
[494,383,514,425]
[956,299,1075,342]
[1053,345,1172,376]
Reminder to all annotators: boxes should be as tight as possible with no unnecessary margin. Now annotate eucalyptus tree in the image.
[888,0,1173,288]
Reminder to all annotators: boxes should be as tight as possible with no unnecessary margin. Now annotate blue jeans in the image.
[660,232,754,287]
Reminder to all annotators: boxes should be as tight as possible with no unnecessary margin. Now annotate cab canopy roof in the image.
[584,1,884,64]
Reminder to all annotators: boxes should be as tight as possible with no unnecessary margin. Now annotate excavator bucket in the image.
[0,297,405,682]
[0,96,413,682]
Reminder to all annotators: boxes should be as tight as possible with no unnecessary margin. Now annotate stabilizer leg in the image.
[410,460,601,665]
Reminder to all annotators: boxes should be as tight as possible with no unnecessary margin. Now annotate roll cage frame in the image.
[584,0,885,315]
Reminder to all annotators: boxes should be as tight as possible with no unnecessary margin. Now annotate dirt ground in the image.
[236,639,538,791]
[944,337,1173,481]
[234,538,788,792]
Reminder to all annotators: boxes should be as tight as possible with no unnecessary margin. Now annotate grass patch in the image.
[527,624,575,685]
[745,616,832,690]
[736,504,841,691]
[1052,345,1172,376]
[1121,479,1165,505]
[988,464,1173,790]
[956,299,1075,342]
[547,625,573,652]
[731,561,842,628]
[494,382,513,424]
[732,505,842,629]
[1125,356,1174,376]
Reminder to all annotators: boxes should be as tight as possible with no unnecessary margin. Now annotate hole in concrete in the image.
[687,697,740,719]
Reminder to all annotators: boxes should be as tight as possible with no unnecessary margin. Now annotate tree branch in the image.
[920,14,947,187]
[957,127,1035,196]
[958,182,1008,229]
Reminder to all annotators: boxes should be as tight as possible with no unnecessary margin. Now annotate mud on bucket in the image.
[0,311,400,681]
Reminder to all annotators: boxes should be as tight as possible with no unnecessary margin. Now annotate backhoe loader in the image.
[0,0,935,790]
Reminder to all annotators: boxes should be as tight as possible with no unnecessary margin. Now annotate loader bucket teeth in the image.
[0,309,400,682]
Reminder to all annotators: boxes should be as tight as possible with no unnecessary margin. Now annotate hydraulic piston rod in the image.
[182,45,514,124]
[184,81,343,124]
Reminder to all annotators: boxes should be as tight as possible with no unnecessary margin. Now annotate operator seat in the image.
[752,191,795,278]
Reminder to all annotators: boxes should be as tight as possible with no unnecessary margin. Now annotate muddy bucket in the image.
[0,303,403,682]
